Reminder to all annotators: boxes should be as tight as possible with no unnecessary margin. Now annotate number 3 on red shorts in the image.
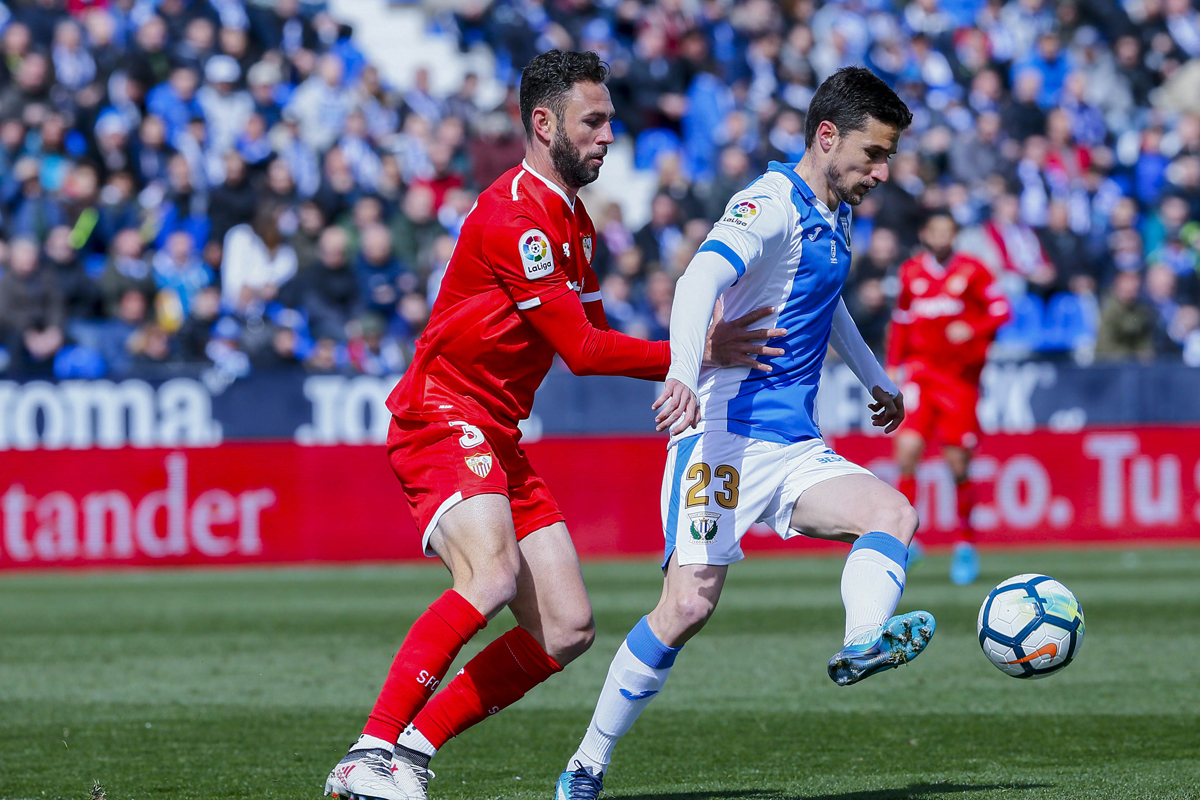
[449,421,486,448]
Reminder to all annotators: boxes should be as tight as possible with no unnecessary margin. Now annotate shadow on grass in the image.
[628,782,1052,800]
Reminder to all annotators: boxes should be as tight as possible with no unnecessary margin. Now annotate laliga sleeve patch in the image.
[519,229,555,279]
[717,199,761,230]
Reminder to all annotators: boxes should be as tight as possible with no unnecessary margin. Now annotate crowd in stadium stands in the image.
[0,0,1198,380]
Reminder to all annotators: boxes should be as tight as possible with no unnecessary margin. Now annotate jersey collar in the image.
[767,161,852,221]
[521,159,576,212]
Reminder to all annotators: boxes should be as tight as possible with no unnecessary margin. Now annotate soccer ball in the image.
[977,573,1085,679]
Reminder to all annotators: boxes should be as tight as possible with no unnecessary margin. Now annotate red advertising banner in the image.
[1,427,1198,570]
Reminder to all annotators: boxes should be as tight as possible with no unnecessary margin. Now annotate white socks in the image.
[350,733,393,753]
[397,723,437,757]
[568,617,681,775]
[841,531,909,646]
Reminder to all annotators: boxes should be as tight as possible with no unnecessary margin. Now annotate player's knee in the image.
[670,592,718,631]
[870,500,919,546]
[463,557,521,614]
[544,614,596,666]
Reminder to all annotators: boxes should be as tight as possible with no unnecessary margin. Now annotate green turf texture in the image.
[1,547,1197,800]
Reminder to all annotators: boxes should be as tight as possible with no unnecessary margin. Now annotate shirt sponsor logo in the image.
[464,453,494,478]
[806,226,822,241]
[910,296,966,319]
[719,200,760,229]
[519,229,554,279]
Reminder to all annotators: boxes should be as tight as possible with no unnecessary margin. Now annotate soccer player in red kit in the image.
[887,210,1010,585]
[324,50,784,800]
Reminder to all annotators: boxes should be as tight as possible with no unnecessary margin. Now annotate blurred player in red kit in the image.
[887,210,1010,585]
[323,50,783,800]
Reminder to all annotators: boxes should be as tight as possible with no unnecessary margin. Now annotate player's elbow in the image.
[560,352,600,376]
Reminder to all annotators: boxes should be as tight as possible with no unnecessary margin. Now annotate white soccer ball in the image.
[977,573,1085,679]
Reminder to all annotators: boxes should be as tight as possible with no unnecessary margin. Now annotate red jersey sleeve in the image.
[523,291,669,380]
[886,258,916,369]
[967,260,1011,340]
[484,215,576,311]
[580,264,610,330]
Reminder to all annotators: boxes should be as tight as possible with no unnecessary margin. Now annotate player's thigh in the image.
[647,548,729,648]
[388,416,513,559]
[507,521,594,664]
[933,381,982,453]
[788,472,918,545]
[661,431,781,569]
[427,493,522,617]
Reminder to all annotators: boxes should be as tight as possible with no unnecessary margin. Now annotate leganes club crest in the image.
[688,511,721,542]
[464,453,494,478]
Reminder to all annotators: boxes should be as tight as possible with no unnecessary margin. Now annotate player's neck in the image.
[523,149,579,205]
[794,157,839,211]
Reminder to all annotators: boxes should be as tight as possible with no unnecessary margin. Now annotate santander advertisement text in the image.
[1,428,1197,569]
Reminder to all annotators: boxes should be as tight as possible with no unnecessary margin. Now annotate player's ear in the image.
[817,120,839,153]
[531,106,556,144]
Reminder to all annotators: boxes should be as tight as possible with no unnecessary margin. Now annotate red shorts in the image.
[387,416,564,556]
[899,372,981,449]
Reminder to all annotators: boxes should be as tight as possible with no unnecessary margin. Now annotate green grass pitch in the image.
[1,547,1198,800]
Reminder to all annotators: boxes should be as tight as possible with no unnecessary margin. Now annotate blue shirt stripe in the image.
[697,240,746,279]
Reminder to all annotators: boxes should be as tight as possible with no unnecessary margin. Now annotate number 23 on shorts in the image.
[684,463,741,509]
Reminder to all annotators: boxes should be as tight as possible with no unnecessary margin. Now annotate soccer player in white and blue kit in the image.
[555,67,935,799]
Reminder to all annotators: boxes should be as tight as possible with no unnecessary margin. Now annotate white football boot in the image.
[391,748,434,800]
[324,747,408,800]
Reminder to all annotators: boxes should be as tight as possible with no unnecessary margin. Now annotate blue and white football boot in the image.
[950,541,981,585]
[554,760,604,800]
[827,610,936,686]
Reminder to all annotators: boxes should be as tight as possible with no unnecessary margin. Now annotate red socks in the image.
[362,590,487,743]
[956,480,976,541]
[412,625,563,749]
[897,474,917,506]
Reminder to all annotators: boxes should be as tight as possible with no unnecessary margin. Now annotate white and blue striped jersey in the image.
[686,161,854,444]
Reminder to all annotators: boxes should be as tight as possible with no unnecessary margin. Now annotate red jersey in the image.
[387,161,669,430]
[886,251,1010,385]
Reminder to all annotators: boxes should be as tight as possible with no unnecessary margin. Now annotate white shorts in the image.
[660,431,873,567]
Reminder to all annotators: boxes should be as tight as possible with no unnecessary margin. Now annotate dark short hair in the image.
[804,67,913,148]
[920,207,958,230]
[519,50,609,140]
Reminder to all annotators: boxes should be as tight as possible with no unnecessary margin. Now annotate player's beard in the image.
[550,126,605,189]
[827,145,876,206]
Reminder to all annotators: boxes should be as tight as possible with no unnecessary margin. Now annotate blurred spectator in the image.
[635,193,684,272]
[208,151,257,244]
[153,230,212,330]
[286,53,353,152]
[355,222,406,320]
[346,313,406,375]
[0,237,64,374]
[99,229,154,318]
[300,226,358,340]
[391,184,446,278]
[1095,270,1155,361]
[221,204,298,315]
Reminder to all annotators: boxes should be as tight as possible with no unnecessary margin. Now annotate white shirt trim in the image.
[521,159,576,211]
[511,169,526,201]
[581,291,603,303]
[516,297,542,310]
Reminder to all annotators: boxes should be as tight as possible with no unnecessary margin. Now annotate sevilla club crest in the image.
[582,235,593,264]
[464,453,494,478]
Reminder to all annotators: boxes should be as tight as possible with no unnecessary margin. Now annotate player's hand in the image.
[653,378,700,434]
[945,320,974,344]
[704,302,787,371]
[869,384,905,434]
